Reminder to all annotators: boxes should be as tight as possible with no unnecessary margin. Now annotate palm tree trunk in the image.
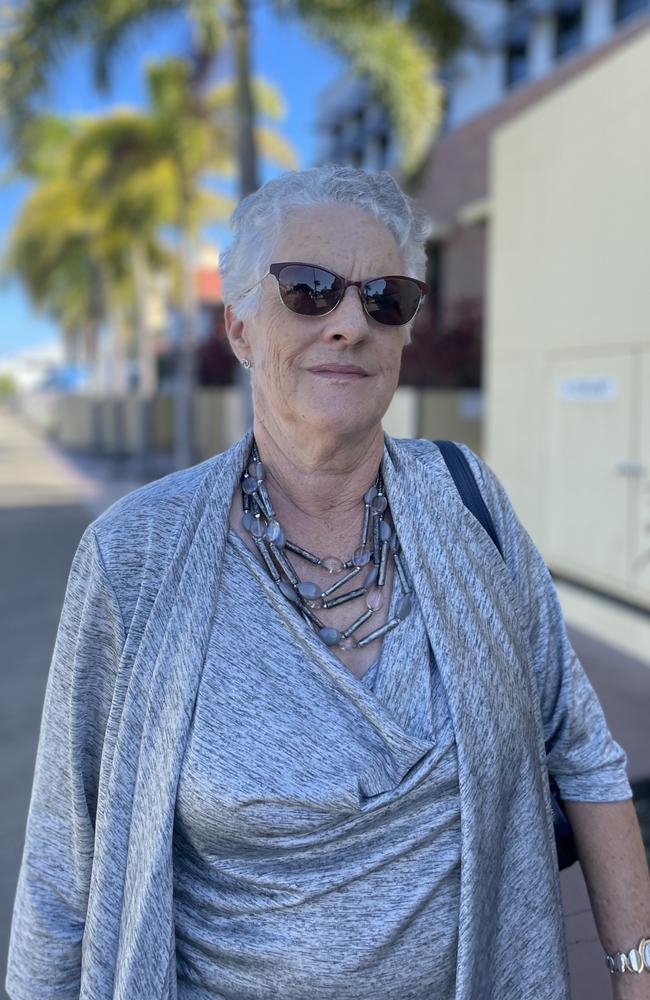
[230,0,259,197]
[98,263,130,456]
[131,240,158,470]
[174,218,198,471]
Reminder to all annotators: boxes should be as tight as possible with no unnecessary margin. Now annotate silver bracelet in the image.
[605,937,650,974]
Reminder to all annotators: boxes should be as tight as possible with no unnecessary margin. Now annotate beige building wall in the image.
[485,24,650,613]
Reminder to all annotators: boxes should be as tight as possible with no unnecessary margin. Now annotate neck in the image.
[251,416,385,523]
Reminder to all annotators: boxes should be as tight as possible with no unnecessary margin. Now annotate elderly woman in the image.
[6,165,650,1000]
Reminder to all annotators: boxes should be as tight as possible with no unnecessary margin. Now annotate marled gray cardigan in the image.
[6,431,631,1000]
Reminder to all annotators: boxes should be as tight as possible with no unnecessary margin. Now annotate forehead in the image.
[270,203,404,275]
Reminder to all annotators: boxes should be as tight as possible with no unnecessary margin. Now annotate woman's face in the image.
[225,203,409,444]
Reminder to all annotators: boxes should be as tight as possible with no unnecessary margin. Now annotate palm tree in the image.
[1,0,471,194]
[131,58,296,466]
[2,177,105,374]
[2,164,166,398]
[5,62,297,466]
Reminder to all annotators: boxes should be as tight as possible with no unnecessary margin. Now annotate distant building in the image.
[314,3,650,619]
[156,244,237,390]
[314,0,650,390]
[315,75,394,172]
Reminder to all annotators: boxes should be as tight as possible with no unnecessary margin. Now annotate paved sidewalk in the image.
[1,407,648,1000]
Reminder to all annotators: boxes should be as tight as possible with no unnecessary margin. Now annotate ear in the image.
[224,303,250,362]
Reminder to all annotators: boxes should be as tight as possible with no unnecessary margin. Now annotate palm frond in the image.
[255,125,300,170]
[301,8,443,177]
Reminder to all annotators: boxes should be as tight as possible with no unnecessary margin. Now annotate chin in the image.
[300,406,384,439]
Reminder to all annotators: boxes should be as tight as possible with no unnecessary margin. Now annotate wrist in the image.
[605,937,650,975]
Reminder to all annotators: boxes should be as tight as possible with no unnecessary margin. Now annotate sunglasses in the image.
[259,262,429,327]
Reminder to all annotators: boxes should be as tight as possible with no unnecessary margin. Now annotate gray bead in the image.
[379,520,392,542]
[396,594,412,620]
[254,461,266,480]
[363,485,378,504]
[363,564,379,588]
[319,627,341,646]
[390,531,399,552]
[265,519,286,546]
[615,953,627,974]
[298,581,322,601]
[241,511,256,533]
[250,516,266,539]
[278,580,299,603]
[242,475,258,495]
[353,546,371,567]
[371,494,387,514]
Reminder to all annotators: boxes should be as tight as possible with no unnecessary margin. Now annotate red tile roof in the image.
[196,267,223,304]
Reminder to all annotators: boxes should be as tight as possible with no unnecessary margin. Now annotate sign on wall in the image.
[555,375,619,400]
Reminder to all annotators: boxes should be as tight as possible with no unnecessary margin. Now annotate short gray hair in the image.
[219,164,431,336]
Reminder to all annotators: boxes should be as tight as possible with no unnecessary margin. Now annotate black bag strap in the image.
[433,440,505,560]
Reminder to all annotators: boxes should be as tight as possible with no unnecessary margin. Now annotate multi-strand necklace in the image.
[238,439,413,652]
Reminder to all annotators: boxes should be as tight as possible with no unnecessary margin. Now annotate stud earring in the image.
[241,358,252,370]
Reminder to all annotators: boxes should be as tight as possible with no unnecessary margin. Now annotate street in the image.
[1,406,648,1000]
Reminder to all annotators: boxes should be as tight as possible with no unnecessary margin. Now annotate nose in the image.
[321,285,369,345]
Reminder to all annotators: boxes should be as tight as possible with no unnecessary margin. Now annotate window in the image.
[555,0,583,57]
[424,239,442,322]
[505,41,528,87]
[614,0,648,22]
[503,0,529,88]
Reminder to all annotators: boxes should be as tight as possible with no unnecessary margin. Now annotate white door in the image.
[546,354,633,589]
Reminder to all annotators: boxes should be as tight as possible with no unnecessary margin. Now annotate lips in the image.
[307,364,370,376]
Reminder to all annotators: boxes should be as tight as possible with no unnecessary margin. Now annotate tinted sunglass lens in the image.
[277,265,342,316]
[363,278,422,326]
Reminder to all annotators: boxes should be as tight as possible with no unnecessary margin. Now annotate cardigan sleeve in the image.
[5,525,126,1000]
[457,444,632,804]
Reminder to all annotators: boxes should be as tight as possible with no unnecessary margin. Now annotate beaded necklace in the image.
[239,439,414,652]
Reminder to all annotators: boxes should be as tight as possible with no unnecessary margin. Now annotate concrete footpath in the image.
[1,406,648,1000]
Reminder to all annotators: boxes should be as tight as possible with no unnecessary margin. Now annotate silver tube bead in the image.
[254,538,281,581]
[256,481,275,518]
[378,540,390,587]
[394,551,410,591]
[322,586,367,609]
[301,604,325,630]
[252,495,266,517]
[357,617,400,648]
[372,515,380,565]
[361,505,370,547]
[270,544,299,585]
[340,608,374,639]
[285,540,322,565]
[322,565,361,596]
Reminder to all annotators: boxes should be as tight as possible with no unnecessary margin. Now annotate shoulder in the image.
[388,433,527,559]
[91,454,217,546]
[386,434,504,504]
[84,452,227,634]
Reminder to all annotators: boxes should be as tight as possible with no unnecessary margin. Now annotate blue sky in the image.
[0,5,346,356]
